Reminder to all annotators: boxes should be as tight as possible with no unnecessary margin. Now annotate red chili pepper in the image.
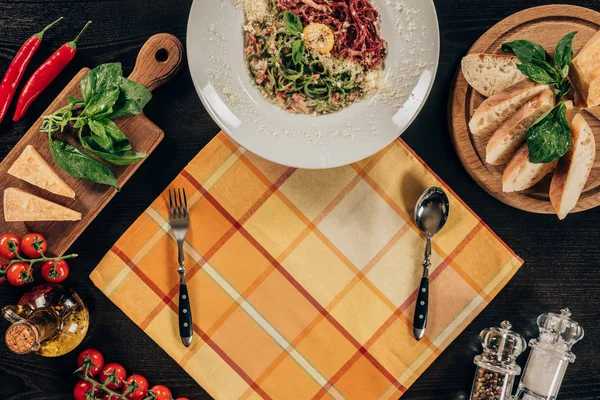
[13,21,92,122]
[0,17,63,125]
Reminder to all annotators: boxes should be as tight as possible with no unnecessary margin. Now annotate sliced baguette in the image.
[550,113,596,219]
[469,80,550,138]
[502,144,558,193]
[486,89,555,165]
[461,53,525,97]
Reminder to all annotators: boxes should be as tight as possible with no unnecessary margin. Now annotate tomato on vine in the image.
[73,379,98,400]
[148,385,172,400]
[20,233,47,258]
[123,374,148,400]
[0,233,20,259]
[99,363,127,390]
[6,262,32,286]
[76,349,104,377]
[41,260,69,283]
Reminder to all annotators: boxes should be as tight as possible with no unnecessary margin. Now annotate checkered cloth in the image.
[91,132,523,400]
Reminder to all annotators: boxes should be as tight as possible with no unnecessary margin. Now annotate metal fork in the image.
[168,188,193,347]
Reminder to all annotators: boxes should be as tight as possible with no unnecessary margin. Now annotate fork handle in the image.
[179,273,193,347]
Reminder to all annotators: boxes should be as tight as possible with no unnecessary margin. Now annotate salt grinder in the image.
[470,320,526,400]
[514,308,584,400]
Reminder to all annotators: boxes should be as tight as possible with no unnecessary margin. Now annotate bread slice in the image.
[4,188,81,222]
[7,145,75,199]
[550,113,596,219]
[469,80,550,138]
[570,30,600,108]
[486,89,555,165]
[502,144,558,192]
[461,53,526,97]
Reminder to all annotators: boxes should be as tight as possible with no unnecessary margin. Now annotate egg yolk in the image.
[302,23,335,55]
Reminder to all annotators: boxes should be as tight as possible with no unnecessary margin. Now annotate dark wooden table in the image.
[1,0,598,399]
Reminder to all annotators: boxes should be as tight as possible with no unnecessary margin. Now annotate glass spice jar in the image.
[3,284,89,357]
[470,320,526,400]
[514,308,584,400]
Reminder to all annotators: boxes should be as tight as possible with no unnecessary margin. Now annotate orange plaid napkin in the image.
[91,132,523,400]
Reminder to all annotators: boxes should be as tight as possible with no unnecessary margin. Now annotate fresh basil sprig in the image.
[502,33,577,163]
[292,39,305,65]
[503,32,576,100]
[283,11,303,36]
[41,62,152,188]
[526,102,571,164]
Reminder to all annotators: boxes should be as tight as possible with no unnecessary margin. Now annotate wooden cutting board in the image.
[450,5,600,214]
[0,33,184,255]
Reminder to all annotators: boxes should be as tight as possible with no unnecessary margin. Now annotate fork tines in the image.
[168,188,189,219]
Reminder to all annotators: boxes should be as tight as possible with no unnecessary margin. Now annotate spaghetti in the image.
[276,0,387,68]
[243,0,386,115]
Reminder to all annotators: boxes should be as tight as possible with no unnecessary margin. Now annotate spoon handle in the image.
[414,236,431,340]
[413,277,429,340]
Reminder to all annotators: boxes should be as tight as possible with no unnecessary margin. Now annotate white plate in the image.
[187,0,440,169]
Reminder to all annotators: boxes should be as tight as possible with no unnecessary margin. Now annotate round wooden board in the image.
[450,4,600,214]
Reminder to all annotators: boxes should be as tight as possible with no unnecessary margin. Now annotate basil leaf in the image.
[80,135,145,165]
[82,86,120,118]
[527,102,571,163]
[502,40,552,64]
[108,77,153,119]
[284,11,303,35]
[292,40,304,65]
[98,117,131,151]
[80,63,123,103]
[555,32,577,80]
[49,135,120,190]
[516,63,557,85]
[88,119,114,152]
[554,80,572,100]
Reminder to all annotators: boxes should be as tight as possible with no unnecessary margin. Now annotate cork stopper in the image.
[5,323,37,354]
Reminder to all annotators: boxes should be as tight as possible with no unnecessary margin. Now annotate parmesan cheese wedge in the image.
[8,145,75,198]
[4,188,81,222]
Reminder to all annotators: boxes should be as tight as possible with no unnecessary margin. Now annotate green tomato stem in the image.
[77,373,129,400]
[8,253,78,267]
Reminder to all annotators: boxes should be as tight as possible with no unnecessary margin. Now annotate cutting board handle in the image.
[128,33,184,92]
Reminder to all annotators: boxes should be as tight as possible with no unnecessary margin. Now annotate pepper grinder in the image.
[470,320,526,400]
[514,308,584,400]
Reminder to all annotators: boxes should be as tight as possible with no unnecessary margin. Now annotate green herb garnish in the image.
[502,32,577,163]
[283,11,303,36]
[526,102,571,164]
[41,62,152,188]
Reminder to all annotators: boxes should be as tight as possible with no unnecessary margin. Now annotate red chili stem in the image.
[35,16,64,40]
[13,21,92,121]
[0,17,63,124]
[68,21,92,49]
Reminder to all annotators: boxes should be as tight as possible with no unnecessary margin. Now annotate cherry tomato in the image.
[99,363,127,390]
[77,349,104,377]
[73,379,98,400]
[20,233,47,258]
[0,234,20,259]
[0,261,8,285]
[101,391,122,400]
[149,385,172,400]
[124,374,149,400]
[41,260,69,283]
[6,262,32,286]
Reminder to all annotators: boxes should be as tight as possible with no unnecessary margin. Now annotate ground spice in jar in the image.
[471,368,509,400]
[5,324,36,354]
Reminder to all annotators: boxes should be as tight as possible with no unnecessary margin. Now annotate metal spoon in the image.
[413,187,450,340]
